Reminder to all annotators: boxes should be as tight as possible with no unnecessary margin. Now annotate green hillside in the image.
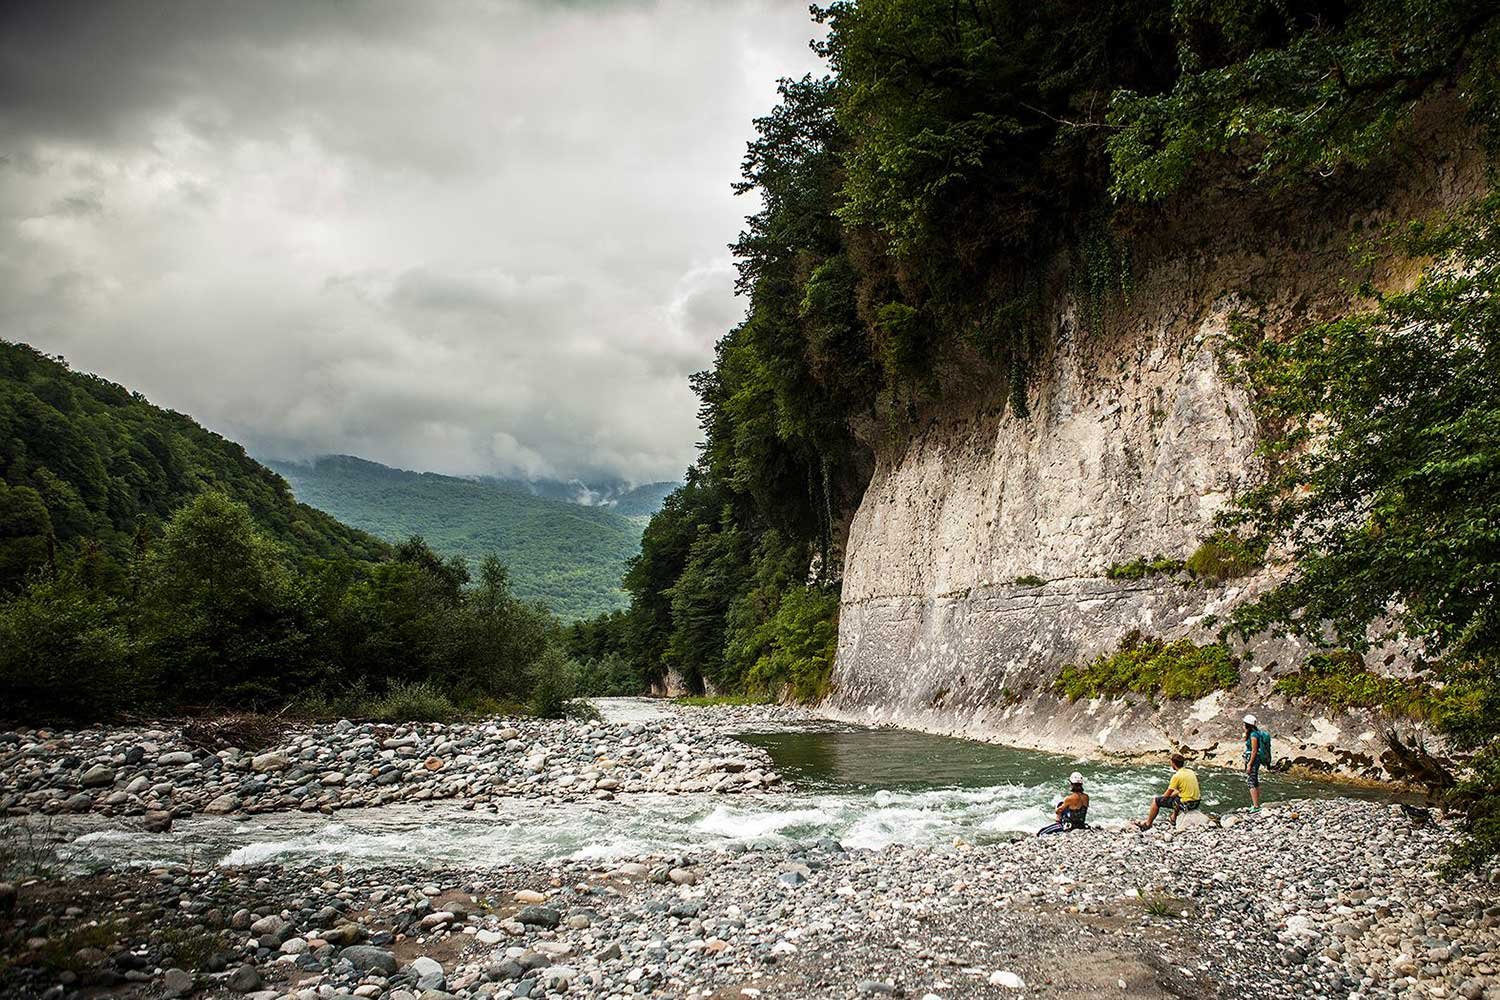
[0,340,387,589]
[610,481,679,520]
[268,455,644,620]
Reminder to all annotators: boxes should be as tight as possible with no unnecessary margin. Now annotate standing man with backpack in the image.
[1243,714,1271,810]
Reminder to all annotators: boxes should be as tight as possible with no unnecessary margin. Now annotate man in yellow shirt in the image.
[1134,753,1201,829]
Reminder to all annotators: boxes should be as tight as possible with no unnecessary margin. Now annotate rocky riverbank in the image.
[2,704,1496,999]
[0,705,808,824]
[1,798,1496,1000]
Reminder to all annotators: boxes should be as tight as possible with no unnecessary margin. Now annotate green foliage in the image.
[142,492,308,707]
[1272,649,1460,720]
[566,610,649,695]
[1105,555,1184,580]
[1141,893,1183,919]
[1075,217,1133,333]
[0,341,386,589]
[873,302,934,390]
[1447,737,1500,875]
[1185,531,1266,582]
[1054,630,1240,701]
[0,482,53,590]
[1108,1,1500,202]
[824,0,1174,260]
[743,585,841,702]
[574,655,644,698]
[1014,574,1047,587]
[1229,194,1500,870]
[0,489,566,723]
[363,681,460,723]
[526,647,595,720]
[664,523,752,691]
[0,569,141,723]
[1228,196,1500,661]
[270,456,644,620]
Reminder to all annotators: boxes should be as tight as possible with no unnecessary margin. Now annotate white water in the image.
[42,701,1377,872]
[58,782,1157,873]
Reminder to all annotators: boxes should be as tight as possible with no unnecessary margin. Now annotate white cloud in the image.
[0,0,825,482]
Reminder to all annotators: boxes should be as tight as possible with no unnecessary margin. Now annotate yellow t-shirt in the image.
[1167,767,1201,803]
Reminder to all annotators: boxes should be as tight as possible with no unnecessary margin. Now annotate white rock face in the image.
[827,143,1487,779]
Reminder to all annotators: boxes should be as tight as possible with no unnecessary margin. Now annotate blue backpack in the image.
[1248,729,1272,766]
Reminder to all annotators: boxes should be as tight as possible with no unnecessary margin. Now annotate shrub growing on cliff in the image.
[1105,555,1184,581]
[1229,194,1500,872]
[1054,630,1239,702]
[1272,650,1466,720]
[1185,532,1265,582]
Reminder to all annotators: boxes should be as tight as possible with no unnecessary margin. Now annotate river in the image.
[43,698,1403,873]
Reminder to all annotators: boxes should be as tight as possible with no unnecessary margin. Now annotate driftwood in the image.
[180,712,289,753]
[1379,727,1457,791]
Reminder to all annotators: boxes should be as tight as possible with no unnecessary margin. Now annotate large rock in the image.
[408,956,444,980]
[203,793,240,814]
[339,945,399,975]
[251,752,289,773]
[226,965,262,993]
[1175,809,1215,830]
[515,905,560,928]
[161,968,195,997]
[80,764,115,787]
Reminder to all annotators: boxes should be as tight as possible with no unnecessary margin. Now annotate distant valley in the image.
[267,455,675,620]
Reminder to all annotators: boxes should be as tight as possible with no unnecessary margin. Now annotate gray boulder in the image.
[515,905,560,928]
[339,945,399,975]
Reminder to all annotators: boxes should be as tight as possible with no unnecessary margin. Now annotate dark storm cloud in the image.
[0,0,823,482]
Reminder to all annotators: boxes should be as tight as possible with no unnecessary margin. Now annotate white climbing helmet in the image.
[1243,713,1258,725]
[1069,771,1084,785]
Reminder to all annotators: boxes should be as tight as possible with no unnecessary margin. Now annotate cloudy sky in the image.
[0,0,824,484]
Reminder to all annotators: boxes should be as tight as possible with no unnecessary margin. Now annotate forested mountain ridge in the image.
[0,340,387,589]
[0,345,582,725]
[268,455,647,620]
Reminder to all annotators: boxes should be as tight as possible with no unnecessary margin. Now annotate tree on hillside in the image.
[0,482,53,590]
[142,492,313,707]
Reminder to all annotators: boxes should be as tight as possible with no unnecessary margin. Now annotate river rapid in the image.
[54,698,1397,872]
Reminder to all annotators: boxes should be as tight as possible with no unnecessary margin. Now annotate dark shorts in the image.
[1246,763,1261,789]
[1153,794,1199,811]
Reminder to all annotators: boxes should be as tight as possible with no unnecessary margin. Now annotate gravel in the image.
[0,708,796,821]
[0,704,1495,999]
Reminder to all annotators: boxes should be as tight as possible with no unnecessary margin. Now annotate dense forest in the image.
[269,455,659,620]
[590,0,1499,866]
[0,341,387,589]
[0,343,595,723]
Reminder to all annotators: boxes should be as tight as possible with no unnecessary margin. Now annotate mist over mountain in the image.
[475,476,679,519]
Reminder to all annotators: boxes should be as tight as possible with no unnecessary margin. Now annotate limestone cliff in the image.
[826,115,1486,780]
